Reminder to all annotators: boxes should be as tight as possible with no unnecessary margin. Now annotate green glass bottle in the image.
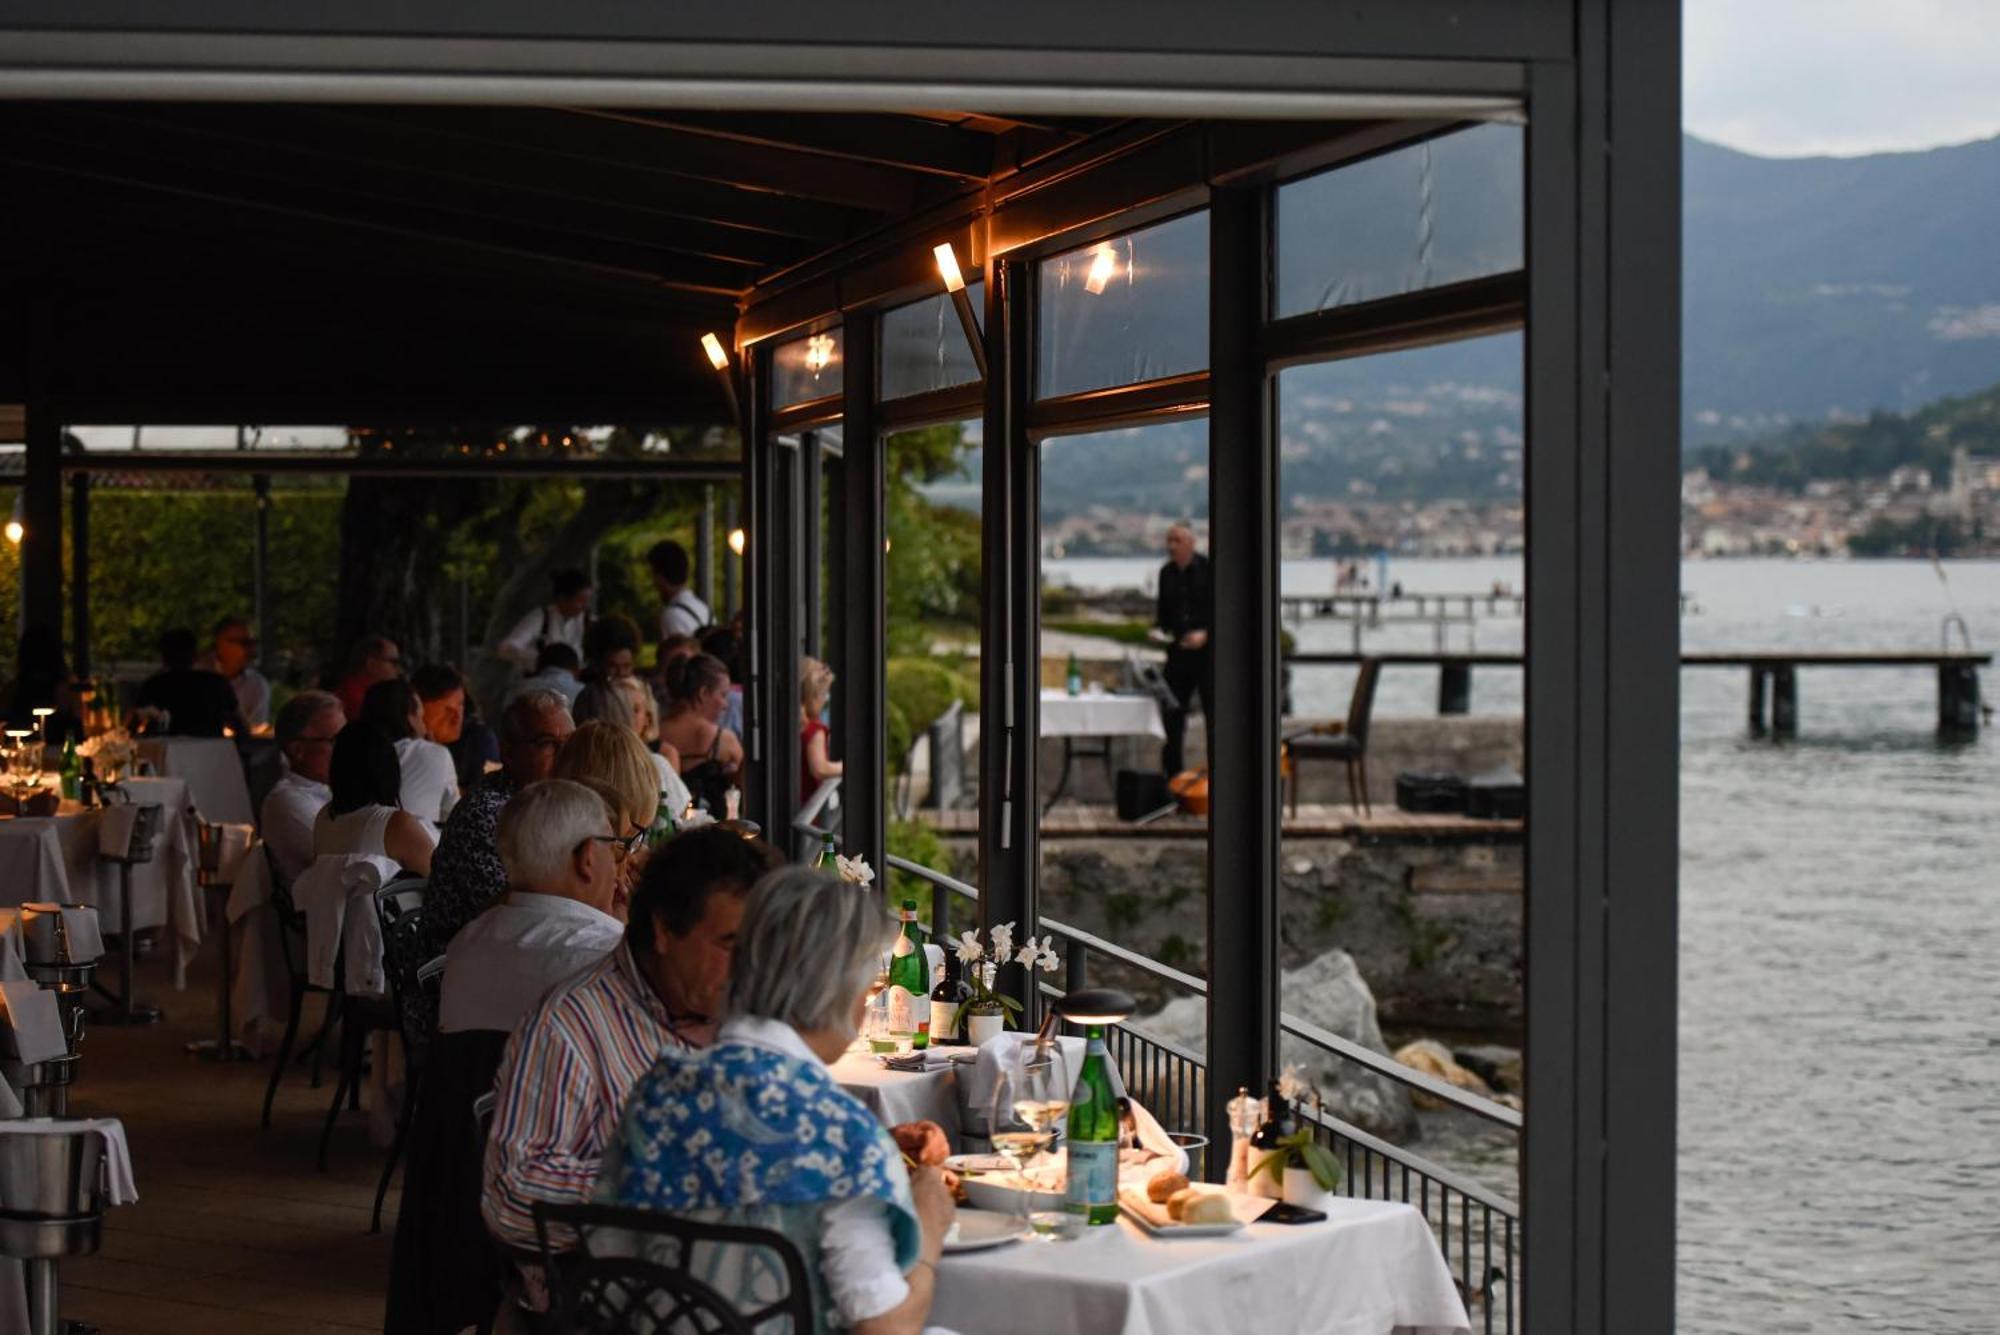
[645,787,679,849]
[885,900,928,1040]
[58,736,81,802]
[815,831,839,870]
[1065,651,1083,696]
[1063,1026,1121,1225]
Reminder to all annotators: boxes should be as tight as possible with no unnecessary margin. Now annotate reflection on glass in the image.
[773,327,844,405]
[1037,212,1209,399]
[882,283,984,400]
[1276,123,1523,318]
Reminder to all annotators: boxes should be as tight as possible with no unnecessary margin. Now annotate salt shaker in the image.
[1224,1085,1262,1191]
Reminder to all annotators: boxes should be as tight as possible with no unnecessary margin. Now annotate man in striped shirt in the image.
[482,826,783,1254]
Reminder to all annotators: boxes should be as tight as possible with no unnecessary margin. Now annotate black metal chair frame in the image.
[316,878,424,1175]
[369,946,444,1234]
[260,846,344,1128]
[1285,657,1383,816]
[532,1202,813,1335]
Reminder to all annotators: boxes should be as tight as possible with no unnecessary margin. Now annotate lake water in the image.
[1046,554,2000,1335]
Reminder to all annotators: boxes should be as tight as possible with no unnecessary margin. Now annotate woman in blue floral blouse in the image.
[597,865,957,1334]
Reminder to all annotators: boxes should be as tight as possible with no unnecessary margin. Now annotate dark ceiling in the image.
[0,102,1120,423]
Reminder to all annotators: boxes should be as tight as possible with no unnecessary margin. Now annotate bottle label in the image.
[886,986,917,1035]
[1064,1140,1118,1211]
[928,999,959,1041]
[892,934,915,958]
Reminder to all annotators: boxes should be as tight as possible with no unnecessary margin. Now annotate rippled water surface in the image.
[1048,555,2000,1332]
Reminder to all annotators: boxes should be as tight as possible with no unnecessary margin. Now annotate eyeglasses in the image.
[584,831,646,862]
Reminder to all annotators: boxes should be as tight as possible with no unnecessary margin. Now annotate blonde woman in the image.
[572,681,689,815]
[800,656,843,810]
[554,721,684,906]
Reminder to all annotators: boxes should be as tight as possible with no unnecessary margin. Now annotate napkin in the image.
[19,903,104,967]
[211,823,256,884]
[0,981,66,1064]
[0,1117,139,1205]
[224,843,273,924]
[958,1032,1088,1137]
[96,801,157,861]
[292,854,398,991]
[1126,1093,1190,1175]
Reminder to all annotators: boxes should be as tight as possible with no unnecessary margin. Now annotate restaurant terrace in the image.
[0,6,1679,1335]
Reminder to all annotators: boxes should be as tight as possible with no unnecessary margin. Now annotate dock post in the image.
[1747,666,1768,736]
[1939,663,1981,735]
[1439,663,1471,715]
[1771,664,1798,736]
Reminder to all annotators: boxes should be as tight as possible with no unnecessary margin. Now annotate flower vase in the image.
[964,1009,1006,1046]
[1282,1166,1336,1212]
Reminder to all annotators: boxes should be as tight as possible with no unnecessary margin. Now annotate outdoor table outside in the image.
[829,1049,965,1142]
[1038,690,1167,812]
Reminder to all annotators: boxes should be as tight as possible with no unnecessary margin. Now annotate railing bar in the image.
[1461,1196,1472,1297]
[1505,1217,1515,1335]
[1281,1012,1521,1128]
[1295,1104,1518,1214]
[1482,1206,1494,1335]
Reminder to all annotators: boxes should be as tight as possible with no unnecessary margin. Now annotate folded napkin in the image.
[19,903,104,967]
[96,801,158,861]
[880,1050,955,1073]
[958,1032,1089,1137]
[210,823,256,884]
[1126,1092,1190,1175]
[0,981,66,1064]
[224,842,273,924]
[0,1117,139,1205]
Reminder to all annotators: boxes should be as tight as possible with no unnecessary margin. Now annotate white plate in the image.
[942,1208,1030,1253]
[1116,1186,1250,1237]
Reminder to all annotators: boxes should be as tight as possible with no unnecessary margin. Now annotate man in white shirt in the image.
[438,779,628,1034]
[202,615,272,731]
[648,540,712,639]
[260,690,343,886]
[496,569,592,670]
[508,642,584,709]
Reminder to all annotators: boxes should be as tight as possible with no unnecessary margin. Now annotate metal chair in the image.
[370,945,444,1234]
[91,799,164,1025]
[186,820,254,1062]
[533,1202,812,1335]
[260,846,343,1128]
[317,878,425,1173]
[1285,658,1383,815]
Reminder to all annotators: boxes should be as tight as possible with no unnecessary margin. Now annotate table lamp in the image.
[1050,987,1137,1107]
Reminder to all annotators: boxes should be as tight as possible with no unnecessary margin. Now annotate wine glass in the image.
[987,1042,1071,1238]
[5,730,39,798]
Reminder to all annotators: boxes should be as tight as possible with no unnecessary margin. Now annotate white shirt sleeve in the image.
[497,606,548,667]
[819,1196,911,1325]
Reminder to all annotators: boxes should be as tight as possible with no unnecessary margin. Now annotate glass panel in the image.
[773,327,844,406]
[1037,212,1209,399]
[1276,331,1523,1331]
[1037,417,1212,1113]
[881,282,984,400]
[69,424,355,452]
[1276,123,1524,318]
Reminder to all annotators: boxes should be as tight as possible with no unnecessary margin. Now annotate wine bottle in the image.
[1247,1078,1295,1200]
[58,736,81,802]
[1064,1025,1121,1225]
[885,900,927,1039]
[928,954,968,1046]
[645,786,680,849]
[814,831,839,870]
[1065,651,1083,696]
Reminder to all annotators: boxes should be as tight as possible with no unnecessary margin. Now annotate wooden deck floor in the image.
[59,939,395,1334]
[919,802,1523,841]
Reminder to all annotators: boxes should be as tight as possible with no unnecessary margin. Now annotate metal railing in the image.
[880,852,1519,1334]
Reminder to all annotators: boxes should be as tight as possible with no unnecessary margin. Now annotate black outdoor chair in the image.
[316,878,424,1174]
[260,845,345,1129]
[370,944,445,1234]
[533,1202,813,1335]
[1286,657,1383,815]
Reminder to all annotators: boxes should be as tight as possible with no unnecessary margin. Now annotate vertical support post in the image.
[253,474,272,674]
[743,344,773,825]
[1938,662,1980,735]
[1438,661,1472,715]
[1204,185,1278,1162]
[696,484,716,614]
[1770,664,1797,737]
[801,434,824,660]
[768,435,804,851]
[836,310,885,877]
[68,470,90,676]
[977,256,1036,985]
[1746,666,1768,737]
[21,406,63,640]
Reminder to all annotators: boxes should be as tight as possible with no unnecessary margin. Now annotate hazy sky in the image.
[1686,0,2000,157]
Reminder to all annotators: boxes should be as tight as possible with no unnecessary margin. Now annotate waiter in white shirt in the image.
[260,690,345,886]
[496,569,592,670]
[648,539,712,640]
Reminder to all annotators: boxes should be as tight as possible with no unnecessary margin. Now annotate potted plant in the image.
[948,922,1058,1045]
[1253,1068,1344,1210]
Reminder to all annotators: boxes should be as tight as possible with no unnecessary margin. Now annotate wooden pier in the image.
[1286,649,1991,735]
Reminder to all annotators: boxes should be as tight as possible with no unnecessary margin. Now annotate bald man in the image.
[1155,523,1213,776]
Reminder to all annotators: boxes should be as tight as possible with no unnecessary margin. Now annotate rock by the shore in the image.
[1132,949,1417,1138]
[1452,1044,1524,1094]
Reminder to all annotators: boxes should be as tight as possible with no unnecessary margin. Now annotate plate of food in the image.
[942,1208,1030,1253]
[1116,1170,1259,1237]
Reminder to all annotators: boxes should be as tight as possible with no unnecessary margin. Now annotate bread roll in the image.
[1146,1169,1190,1203]
[1165,1187,1202,1221]
[1179,1192,1235,1225]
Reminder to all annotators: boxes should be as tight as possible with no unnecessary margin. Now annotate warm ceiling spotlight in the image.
[728,527,746,556]
[934,242,965,294]
[701,332,730,372]
[804,333,836,376]
[933,240,988,379]
[1084,242,1120,295]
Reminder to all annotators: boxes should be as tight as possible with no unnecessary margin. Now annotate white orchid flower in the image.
[951,930,984,962]
[1033,935,1059,972]
[833,853,875,886]
[990,921,1015,960]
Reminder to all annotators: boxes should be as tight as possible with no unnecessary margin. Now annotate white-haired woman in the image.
[595,866,955,1335]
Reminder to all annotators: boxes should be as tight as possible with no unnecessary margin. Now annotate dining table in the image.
[829,1049,967,1141]
[935,1194,1471,1335]
[1038,689,1167,811]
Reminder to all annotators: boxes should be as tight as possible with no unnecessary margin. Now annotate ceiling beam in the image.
[567,108,999,180]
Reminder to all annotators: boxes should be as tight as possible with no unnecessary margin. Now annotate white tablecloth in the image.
[1040,691,1166,740]
[830,1051,964,1141]
[225,848,293,1056]
[138,736,255,825]
[936,1197,1469,1335]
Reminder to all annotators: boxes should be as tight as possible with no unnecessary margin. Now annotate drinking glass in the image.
[987,1042,1072,1238]
[5,731,38,796]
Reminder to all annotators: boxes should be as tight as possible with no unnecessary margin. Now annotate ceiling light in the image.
[701,332,730,371]
[1084,242,1120,295]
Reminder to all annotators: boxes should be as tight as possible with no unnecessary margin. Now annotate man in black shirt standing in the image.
[1154,522,1213,776]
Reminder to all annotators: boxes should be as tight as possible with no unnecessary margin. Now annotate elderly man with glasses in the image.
[260,690,345,886]
[421,689,575,957]
[436,779,632,1034]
